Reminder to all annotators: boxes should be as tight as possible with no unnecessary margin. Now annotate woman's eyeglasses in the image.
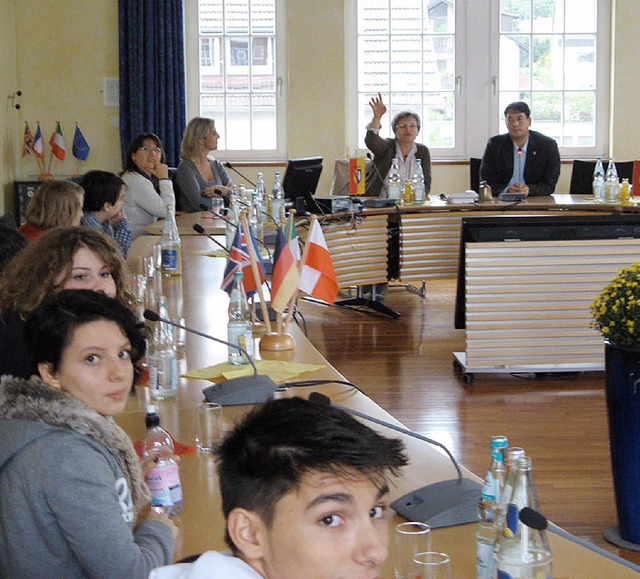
[139,146,162,155]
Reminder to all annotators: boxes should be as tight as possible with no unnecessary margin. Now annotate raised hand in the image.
[369,92,387,126]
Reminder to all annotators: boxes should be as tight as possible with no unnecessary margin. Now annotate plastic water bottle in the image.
[592,157,605,202]
[411,159,425,204]
[227,271,253,364]
[142,405,183,515]
[255,172,268,224]
[148,295,178,400]
[495,457,552,578]
[388,158,402,200]
[160,204,181,276]
[604,157,619,203]
[271,171,285,224]
[477,435,508,579]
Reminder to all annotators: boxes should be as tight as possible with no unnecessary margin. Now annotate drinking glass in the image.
[394,522,432,579]
[195,402,224,454]
[210,197,224,217]
[412,552,452,579]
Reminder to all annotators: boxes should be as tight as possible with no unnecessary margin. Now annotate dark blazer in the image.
[480,130,561,197]
[364,131,432,198]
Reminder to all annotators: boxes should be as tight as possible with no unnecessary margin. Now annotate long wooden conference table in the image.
[118,229,640,577]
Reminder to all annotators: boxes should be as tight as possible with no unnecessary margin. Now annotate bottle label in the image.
[146,461,183,511]
[481,471,498,502]
[503,503,519,537]
[161,248,180,272]
[476,538,496,579]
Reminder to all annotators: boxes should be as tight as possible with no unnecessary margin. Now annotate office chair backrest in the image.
[569,159,634,195]
[470,158,482,193]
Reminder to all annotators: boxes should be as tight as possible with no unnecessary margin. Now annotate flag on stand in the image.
[33,124,44,160]
[72,123,90,161]
[221,222,265,298]
[298,220,338,304]
[49,122,66,161]
[271,220,301,312]
[22,123,34,157]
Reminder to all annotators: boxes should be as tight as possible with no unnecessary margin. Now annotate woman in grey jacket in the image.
[0,290,176,578]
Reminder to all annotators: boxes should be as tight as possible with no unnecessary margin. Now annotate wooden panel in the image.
[464,238,640,368]
[310,214,389,288]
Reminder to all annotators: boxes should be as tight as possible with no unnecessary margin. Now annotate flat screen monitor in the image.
[282,156,323,204]
[454,213,640,329]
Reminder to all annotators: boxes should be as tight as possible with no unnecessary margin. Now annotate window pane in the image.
[566,0,596,33]
[564,35,596,89]
[357,0,457,149]
[195,0,279,153]
[500,0,531,33]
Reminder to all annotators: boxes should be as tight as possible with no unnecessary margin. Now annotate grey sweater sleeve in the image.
[43,435,174,578]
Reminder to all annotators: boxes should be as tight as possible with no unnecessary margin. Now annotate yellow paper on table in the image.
[182,360,326,384]
[196,249,228,258]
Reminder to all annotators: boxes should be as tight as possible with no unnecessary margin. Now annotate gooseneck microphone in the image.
[308,392,482,528]
[143,310,277,405]
[366,152,389,197]
[224,162,256,187]
[192,223,229,253]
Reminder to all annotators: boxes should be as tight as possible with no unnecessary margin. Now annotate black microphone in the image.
[224,162,256,187]
[192,223,229,253]
[143,310,277,405]
[308,392,482,529]
[366,152,389,197]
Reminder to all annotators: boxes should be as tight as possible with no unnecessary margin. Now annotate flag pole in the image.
[240,213,272,334]
[277,210,299,334]
[282,214,317,333]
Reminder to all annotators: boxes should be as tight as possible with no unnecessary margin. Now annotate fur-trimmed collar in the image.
[0,374,149,512]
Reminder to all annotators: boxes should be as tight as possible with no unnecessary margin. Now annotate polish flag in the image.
[298,220,338,304]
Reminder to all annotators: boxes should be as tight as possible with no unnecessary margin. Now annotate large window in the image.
[185,0,286,160]
[351,0,610,159]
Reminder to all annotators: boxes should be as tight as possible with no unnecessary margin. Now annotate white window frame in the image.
[347,0,611,160]
[184,0,288,161]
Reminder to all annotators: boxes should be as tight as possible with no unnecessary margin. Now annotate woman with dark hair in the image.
[121,133,175,238]
[0,227,129,378]
[80,170,132,257]
[176,117,233,212]
[364,92,432,198]
[0,290,177,577]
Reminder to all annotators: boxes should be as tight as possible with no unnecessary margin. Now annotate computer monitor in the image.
[282,157,323,207]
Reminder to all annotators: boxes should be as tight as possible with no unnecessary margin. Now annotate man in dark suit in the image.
[480,102,560,197]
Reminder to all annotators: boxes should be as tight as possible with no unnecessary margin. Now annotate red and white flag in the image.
[49,121,66,161]
[298,219,338,304]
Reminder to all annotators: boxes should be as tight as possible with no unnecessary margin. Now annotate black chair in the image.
[470,158,482,193]
[569,159,634,195]
[168,167,185,211]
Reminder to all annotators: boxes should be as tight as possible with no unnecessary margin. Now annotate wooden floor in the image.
[297,278,640,567]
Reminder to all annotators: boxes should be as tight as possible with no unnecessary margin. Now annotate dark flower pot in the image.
[604,340,640,546]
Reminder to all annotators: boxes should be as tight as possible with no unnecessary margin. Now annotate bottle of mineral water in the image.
[271,171,285,224]
[592,157,605,202]
[227,271,253,364]
[411,159,425,204]
[142,405,183,515]
[160,204,181,276]
[477,435,508,579]
[604,157,619,203]
[148,295,178,400]
[388,158,402,201]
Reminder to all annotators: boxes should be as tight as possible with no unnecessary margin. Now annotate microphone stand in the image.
[224,162,256,187]
[143,310,278,405]
[308,392,482,528]
[192,223,229,253]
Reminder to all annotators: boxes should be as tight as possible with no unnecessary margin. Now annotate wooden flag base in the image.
[38,172,54,181]
[259,332,295,352]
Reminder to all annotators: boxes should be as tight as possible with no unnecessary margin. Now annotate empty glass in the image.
[394,522,432,579]
[412,552,452,579]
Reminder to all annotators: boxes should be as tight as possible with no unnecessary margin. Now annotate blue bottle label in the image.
[162,248,178,270]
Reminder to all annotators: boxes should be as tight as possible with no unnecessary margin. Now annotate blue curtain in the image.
[118,0,186,168]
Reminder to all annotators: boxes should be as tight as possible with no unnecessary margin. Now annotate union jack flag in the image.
[22,122,34,157]
[221,222,265,298]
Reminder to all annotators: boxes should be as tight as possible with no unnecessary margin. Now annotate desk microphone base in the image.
[202,375,278,406]
[391,478,482,528]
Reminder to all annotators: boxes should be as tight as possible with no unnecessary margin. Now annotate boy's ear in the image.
[227,508,268,561]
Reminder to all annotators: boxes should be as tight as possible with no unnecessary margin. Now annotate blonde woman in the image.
[176,117,233,212]
[17,180,84,240]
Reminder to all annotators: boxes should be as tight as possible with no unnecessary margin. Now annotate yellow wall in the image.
[0,0,18,212]
[0,1,631,214]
